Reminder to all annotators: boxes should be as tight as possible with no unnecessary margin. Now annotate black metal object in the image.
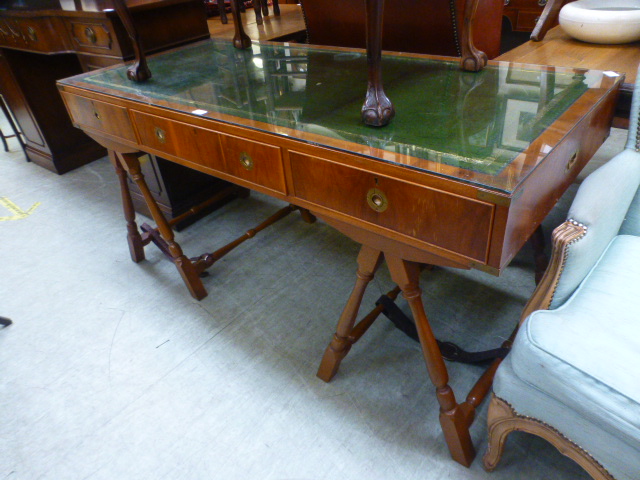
[0,316,12,327]
[375,294,509,364]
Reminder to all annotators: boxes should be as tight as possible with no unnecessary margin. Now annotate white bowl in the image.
[559,0,640,44]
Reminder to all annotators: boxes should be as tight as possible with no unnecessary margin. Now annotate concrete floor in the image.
[0,121,626,479]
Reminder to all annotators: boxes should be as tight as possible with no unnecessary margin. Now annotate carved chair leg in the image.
[361,0,395,127]
[386,254,476,467]
[484,395,616,480]
[261,0,269,16]
[116,152,207,300]
[230,0,252,49]
[530,0,565,41]
[316,245,383,382]
[112,0,152,82]
[273,0,280,16]
[459,0,488,72]
[253,0,264,25]
[108,150,145,263]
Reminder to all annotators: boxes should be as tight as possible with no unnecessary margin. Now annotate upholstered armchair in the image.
[483,67,640,480]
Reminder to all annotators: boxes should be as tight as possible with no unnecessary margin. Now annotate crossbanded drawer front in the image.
[67,19,119,56]
[290,151,493,263]
[217,133,286,194]
[61,93,136,143]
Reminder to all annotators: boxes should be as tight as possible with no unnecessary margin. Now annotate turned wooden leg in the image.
[117,152,207,300]
[361,0,395,127]
[458,0,488,72]
[230,0,252,49]
[317,245,383,382]
[253,0,264,25]
[108,151,145,263]
[386,255,476,467]
[273,0,280,16]
[261,0,269,16]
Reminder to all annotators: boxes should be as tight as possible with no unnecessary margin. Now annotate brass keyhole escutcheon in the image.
[27,26,37,43]
[367,188,388,212]
[154,127,166,144]
[85,27,97,44]
[93,111,101,120]
[239,151,254,170]
[566,150,579,171]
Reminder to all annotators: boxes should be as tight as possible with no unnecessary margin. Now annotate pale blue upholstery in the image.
[495,235,640,480]
[488,65,640,480]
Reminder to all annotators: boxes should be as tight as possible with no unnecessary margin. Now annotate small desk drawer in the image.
[62,93,136,143]
[290,152,494,262]
[218,133,286,194]
[131,111,224,169]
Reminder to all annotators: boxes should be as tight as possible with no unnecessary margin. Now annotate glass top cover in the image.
[59,39,619,193]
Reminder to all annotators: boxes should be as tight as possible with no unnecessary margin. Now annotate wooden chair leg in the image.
[230,0,252,49]
[316,245,383,382]
[484,395,615,480]
[386,254,475,467]
[273,0,280,16]
[253,0,264,25]
[117,152,207,300]
[109,151,145,263]
[219,0,229,24]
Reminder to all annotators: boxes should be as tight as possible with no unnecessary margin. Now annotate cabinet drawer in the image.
[0,17,68,53]
[516,11,542,30]
[61,93,136,143]
[66,19,121,56]
[131,111,224,170]
[290,152,494,262]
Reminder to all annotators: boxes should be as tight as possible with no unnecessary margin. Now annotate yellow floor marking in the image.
[0,197,41,221]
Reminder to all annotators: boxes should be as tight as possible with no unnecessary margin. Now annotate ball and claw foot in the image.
[461,50,488,73]
[361,86,395,127]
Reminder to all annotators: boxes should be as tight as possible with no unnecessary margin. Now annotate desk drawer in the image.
[61,93,136,143]
[290,152,494,262]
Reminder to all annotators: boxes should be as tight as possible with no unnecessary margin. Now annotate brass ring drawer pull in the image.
[155,127,166,144]
[85,27,97,44]
[239,151,254,170]
[367,188,388,212]
[27,26,37,43]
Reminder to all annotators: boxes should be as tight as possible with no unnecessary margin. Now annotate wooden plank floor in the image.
[207,4,306,42]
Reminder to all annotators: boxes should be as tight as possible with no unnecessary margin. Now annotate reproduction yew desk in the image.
[57,39,622,467]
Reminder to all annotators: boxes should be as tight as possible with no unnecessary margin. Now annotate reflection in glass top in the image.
[60,39,613,193]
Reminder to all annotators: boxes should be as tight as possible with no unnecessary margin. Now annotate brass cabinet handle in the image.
[154,127,166,144]
[566,150,579,171]
[85,27,97,44]
[537,0,547,6]
[239,151,253,170]
[26,26,37,43]
[367,188,388,212]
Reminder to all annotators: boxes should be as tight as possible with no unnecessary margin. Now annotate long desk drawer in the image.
[0,16,69,53]
[290,151,494,263]
[131,111,286,195]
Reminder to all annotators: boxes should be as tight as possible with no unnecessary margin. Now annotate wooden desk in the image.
[498,25,640,125]
[57,39,622,467]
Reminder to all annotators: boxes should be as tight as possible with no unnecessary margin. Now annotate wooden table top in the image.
[497,26,640,85]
